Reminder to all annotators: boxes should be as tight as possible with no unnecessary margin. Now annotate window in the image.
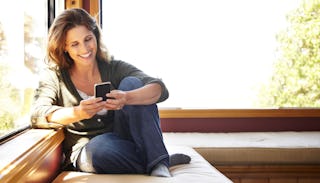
[102,0,318,109]
[0,0,47,138]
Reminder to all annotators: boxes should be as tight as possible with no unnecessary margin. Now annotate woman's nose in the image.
[79,42,89,52]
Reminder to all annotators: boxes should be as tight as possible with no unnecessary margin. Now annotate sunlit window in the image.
[0,0,47,137]
[102,0,319,109]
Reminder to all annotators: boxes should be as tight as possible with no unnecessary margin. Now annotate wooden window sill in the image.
[159,108,320,118]
[0,128,64,182]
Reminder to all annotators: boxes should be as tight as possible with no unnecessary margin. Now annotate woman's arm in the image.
[46,107,80,125]
[125,83,162,105]
[109,60,169,103]
[47,97,106,125]
[31,68,106,126]
[105,83,161,110]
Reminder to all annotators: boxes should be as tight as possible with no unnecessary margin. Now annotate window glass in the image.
[102,0,320,109]
[0,0,47,137]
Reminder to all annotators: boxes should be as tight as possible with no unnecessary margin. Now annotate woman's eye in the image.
[85,37,92,42]
[71,43,78,47]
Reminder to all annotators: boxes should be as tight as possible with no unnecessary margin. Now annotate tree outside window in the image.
[260,0,320,107]
[0,1,46,137]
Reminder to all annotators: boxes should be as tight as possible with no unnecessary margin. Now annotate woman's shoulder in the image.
[100,59,133,70]
[109,59,126,65]
[38,65,62,82]
[109,59,137,69]
[39,65,56,75]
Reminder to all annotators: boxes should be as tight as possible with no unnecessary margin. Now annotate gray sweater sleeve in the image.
[109,60,169,103]
[30,68,65,128]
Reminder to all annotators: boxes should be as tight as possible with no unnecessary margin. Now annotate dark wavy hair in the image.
[46,8,110,69]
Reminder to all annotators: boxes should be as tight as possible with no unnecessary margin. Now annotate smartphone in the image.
[94,82,111,101]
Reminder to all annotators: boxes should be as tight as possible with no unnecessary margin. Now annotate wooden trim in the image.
[215,165,320,179]
[89,0,100,24]
[65,0,83,9]
[0,129,64,182]
[159,108,320,118]
[65,0,101,26]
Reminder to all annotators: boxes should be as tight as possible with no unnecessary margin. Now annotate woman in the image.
[31,8,189,177]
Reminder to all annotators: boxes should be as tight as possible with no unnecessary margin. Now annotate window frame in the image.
[0,2,319,182]
[1,0,318,136]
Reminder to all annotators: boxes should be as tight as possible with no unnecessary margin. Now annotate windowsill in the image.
[0,128,64,182]
[0,108,319,181]
[159,108,320,118]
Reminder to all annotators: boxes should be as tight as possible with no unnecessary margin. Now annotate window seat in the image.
[2,129,320,182]
[163,131,320,165]
[163,132,320,182]
[54,131,320,183]
[53,145,233,183]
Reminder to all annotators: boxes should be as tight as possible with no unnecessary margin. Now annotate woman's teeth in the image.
[80,52,91,58]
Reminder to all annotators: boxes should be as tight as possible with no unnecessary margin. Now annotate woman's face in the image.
[65,25,97,67]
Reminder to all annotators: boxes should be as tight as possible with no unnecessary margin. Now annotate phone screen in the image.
[94,82,111,101]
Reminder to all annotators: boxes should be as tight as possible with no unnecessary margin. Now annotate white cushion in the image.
[163,132,320,165]
[52,145,232,183]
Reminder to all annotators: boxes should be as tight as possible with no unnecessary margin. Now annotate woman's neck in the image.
[71,62,100,80]
[69,62,102,95]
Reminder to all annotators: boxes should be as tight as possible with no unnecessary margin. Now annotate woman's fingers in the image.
[78,97,106,118]
[106,90,127,110]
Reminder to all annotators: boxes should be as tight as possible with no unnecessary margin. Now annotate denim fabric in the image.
[76,76,169,174]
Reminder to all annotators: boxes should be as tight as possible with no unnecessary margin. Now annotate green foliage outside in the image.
[260,0,320,107]
[24,13,43,74]
[0,14,39,135]
[0,22,6,56]
[0,63,21,135]
[0,22,16,134]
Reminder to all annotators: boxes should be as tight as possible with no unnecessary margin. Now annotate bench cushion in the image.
[52,145,232,183]
[163,132,320,165]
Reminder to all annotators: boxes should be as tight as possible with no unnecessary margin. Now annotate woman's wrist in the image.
[72,106,83,121]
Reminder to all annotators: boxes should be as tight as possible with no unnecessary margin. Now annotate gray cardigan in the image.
[30,59,169,166]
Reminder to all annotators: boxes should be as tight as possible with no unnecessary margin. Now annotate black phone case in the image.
[94,82,111,101]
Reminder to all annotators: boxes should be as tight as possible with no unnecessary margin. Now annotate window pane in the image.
[102,0,318,109]
[0,0,47,137]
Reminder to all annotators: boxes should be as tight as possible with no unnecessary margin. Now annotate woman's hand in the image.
[74,97,106,119]
[105,90,127,110]
[104,83,162,110]
[47,97,106,125]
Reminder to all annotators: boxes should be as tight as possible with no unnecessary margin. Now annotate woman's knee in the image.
[84,133,145,174]
[86,133,117,155]
[77,133,116,172]
[84,134,119,171]
[118,76,143,91]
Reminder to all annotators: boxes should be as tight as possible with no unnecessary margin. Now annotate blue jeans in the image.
[76,77,169,174]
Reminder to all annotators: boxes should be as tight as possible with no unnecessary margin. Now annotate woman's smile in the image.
[79,52,92,59]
